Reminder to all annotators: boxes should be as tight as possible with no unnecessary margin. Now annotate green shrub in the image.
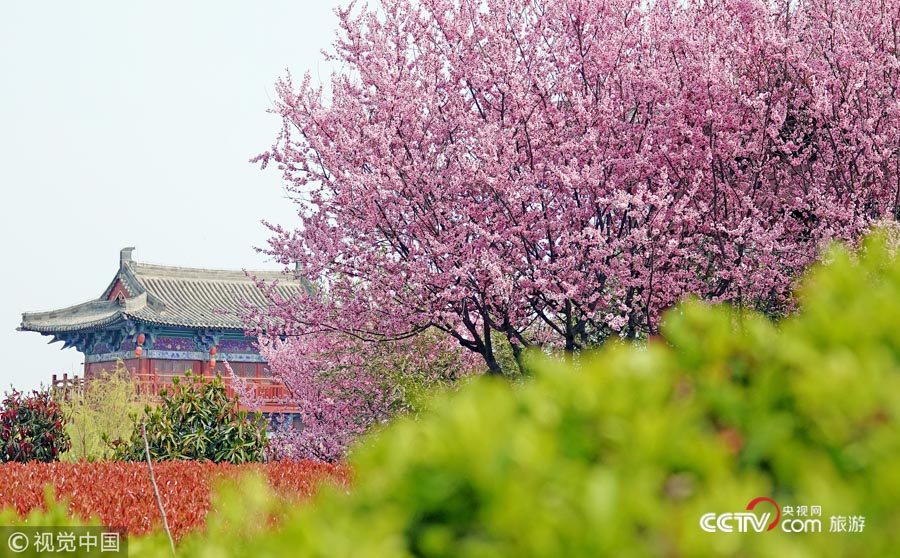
[109,371,267,463]
[170,230,900,557]
[59,362,149,462]
[373,331,481,417]
[1,388,70,463]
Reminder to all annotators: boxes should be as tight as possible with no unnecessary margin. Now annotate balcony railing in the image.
[131,372,292,403]
[51,371,298,414]
[50,373,84,400]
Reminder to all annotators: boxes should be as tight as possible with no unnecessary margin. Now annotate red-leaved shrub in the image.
[1,389,70,462]
[0,461,347,539]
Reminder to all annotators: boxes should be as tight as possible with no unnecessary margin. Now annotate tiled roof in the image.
[18,300,124,333]
[20,248,307,333]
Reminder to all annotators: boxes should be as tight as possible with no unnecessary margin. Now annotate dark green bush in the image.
[0,388,70,463]
[109,371,267,463]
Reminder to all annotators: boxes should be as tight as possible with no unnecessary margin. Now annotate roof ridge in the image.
[20,248,311,334]
[129,261,294,280]
[22,298,120,320]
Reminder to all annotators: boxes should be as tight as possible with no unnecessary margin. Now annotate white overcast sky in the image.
[0,1,344,391]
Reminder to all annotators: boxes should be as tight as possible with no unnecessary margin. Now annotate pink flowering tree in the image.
[231,327,475,462]
[250,0,900,451]
[229,334,394,462]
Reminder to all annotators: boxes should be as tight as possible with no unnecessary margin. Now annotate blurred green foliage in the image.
[6,231,900,556]
[107,372,268,463]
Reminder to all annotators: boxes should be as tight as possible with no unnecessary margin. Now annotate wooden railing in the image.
[50,373,85,400]
[129,372,292,402]
[51,371,298,413]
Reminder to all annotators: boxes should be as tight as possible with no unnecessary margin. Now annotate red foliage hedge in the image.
[0,461,348,539]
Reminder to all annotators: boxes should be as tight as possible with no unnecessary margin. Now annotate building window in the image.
[265,413,303,433]
[154,360,199,376]
[212,361,258,378]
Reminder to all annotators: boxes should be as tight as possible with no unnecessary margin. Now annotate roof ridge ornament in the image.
[120,247,136,268]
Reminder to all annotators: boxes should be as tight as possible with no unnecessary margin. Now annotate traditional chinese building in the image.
[19,247,305,413]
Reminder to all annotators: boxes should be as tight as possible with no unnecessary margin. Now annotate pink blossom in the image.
[249,0,900,457]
